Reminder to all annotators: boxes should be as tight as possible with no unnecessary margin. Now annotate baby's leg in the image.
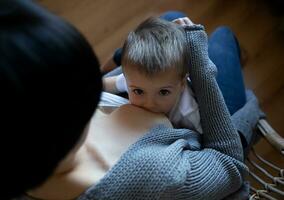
[159,11,187,21]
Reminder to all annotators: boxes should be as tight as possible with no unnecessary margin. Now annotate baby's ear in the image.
[181,74,189,90]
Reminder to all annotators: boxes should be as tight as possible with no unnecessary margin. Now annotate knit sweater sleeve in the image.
[184,25,244,161]
[160,26,249,199]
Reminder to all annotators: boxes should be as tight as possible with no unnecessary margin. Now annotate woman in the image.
[1,0,263,199]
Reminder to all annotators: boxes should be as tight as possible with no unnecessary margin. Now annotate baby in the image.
[103,17,202,133]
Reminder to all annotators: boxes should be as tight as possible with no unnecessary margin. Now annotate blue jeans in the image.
[208,26,246,115]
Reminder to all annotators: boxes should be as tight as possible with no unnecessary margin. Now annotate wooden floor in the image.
[39,0,283,193]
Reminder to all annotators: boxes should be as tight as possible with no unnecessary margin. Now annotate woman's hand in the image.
[173,17,194,26]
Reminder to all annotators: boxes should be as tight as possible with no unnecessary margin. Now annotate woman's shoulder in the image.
[87,104,174,171]
[111,104,173,131]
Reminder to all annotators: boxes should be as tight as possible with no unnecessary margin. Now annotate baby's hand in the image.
[173,17,194,26]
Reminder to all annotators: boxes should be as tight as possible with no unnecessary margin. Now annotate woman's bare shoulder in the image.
[86,105,173,174]
[111,104,173,131]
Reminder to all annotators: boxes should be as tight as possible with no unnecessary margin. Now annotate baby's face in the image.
[123,65,185,114]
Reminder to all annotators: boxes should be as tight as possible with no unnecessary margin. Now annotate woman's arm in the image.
[185,25,244,161]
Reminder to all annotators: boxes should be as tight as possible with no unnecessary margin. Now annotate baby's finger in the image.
[173,17,194,26]
[182,17,194,26]
[173,18,184,25]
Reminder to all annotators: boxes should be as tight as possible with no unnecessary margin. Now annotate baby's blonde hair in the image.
[121,17,189,78]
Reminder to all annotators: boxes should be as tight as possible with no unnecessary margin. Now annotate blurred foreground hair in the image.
[0,0,102,198]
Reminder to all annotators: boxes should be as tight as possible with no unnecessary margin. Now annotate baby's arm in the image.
[100,55,117,73]
[100,48,122,73]
[103,74,127,94]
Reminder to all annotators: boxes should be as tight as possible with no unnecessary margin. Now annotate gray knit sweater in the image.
[18,26,263,200]
[75,26,262,200]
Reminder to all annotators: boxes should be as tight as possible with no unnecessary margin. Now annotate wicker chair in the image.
[247,119,284,200]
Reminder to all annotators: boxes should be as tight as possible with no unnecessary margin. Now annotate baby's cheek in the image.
[163,104,174,113]
[128,94,141,106]
[162,98,177,113]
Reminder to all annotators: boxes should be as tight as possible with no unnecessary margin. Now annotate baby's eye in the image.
[132,89,144,95]
[159,89,171,96]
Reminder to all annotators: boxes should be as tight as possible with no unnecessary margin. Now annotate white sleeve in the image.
[115,73,128,92]
[176,85,203,133]
[99,92,129,108]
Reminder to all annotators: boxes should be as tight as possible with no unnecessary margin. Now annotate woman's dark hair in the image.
[0,0,102,198]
